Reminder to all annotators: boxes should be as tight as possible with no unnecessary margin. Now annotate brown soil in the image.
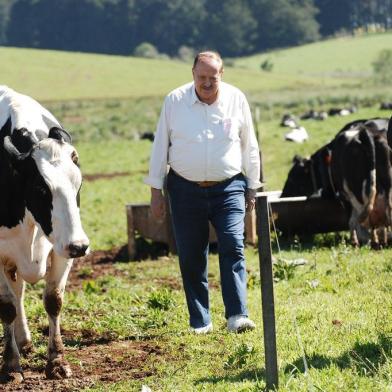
[0,247,164,391]
[2,337,161,391]
[68,246,128,290]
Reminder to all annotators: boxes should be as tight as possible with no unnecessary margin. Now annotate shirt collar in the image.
[190,82,223,107]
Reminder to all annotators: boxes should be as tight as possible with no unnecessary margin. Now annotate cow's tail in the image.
[358,127,376,224]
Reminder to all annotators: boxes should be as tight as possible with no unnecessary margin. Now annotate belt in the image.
[196,180,221,187]
[170,169,228,187]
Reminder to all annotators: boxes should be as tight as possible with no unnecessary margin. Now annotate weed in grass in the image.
[83,280,100,294]
[247,271,260,289]
[147,288,175,311]
[77,266,94,279]
[273,257,297,281]
[223,343,257,370]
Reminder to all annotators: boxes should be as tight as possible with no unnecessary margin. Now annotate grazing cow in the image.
[282,118,392,247]
[300,109,328,121]
[0,86,89,382]
[380,102,392,110]
[280,113,298,128]
[328,106,357,116]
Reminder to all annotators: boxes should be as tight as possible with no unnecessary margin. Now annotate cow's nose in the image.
[68,242,89,258]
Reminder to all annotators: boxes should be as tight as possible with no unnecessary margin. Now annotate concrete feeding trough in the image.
[126,191,349,259]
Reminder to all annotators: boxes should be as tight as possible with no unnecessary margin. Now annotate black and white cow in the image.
[328,106,357,116]
[0,86,89,382]
[281,118,392,247]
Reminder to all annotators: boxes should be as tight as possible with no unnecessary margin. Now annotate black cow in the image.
[0,86,89,382]
[300,109,328,121]
[282,118,392,247]
[380,102,392,110]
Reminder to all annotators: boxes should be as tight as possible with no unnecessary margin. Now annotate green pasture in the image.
[1,38,392,390]
[0,46,320,102]
[234,32,392,78]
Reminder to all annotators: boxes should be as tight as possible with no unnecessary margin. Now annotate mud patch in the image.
[3,340,161,391]
[68,246,128,291]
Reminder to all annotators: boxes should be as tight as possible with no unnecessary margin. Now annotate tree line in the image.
[0,0,391,58]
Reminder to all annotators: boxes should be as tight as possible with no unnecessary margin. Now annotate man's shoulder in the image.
[220,82,246,101]
[166,82,194,103]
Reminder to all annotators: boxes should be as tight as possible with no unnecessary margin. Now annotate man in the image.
[145,51,261,333]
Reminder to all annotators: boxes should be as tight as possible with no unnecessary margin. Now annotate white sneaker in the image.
[227,315,256,333]
[191,322,213,334]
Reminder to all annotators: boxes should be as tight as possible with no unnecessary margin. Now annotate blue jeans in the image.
[167,169,248,328]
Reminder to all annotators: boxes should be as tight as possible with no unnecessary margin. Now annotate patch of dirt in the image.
[68,246,128,291]
[2,339,161,391]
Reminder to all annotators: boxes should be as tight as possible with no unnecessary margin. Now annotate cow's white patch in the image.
[344,129,359,139]
[0,210,49,283]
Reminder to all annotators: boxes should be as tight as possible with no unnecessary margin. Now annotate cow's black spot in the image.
[0,300,16,324]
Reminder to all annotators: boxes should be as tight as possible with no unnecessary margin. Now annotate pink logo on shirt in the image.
[222,118,232,134]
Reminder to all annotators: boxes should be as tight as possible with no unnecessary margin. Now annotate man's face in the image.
[192,57,222,104]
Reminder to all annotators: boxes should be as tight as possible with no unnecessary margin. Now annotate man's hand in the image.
[150,188,166,219]
[245,188,257,212]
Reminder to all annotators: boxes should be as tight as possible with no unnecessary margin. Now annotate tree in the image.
[133,0,206,56]
[314,0,352,36]
[133,42,159,58]
[250,0,320,50]
[203,0,257,56]
[0,0,14,45]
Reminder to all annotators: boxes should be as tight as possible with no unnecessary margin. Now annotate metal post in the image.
[256,195,278,390]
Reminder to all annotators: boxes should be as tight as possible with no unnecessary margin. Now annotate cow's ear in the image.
[48,127,72,144]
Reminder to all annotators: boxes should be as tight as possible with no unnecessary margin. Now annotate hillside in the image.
[0,46,347,102]
[234,32,392,78]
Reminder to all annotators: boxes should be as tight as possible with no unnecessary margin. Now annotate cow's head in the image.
[281,155,314,197]
[3,127,89,258]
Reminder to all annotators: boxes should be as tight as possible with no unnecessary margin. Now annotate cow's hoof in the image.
[45,358,72,379]
[0,370,24,384]
[371,241,381,250]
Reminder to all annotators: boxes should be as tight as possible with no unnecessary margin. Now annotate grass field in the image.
[234,32,392,78]
[1,36,392,390]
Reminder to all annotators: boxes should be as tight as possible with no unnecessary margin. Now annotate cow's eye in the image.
[71,151,79,165]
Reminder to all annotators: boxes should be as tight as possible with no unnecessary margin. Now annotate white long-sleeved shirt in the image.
[144,81,261,190]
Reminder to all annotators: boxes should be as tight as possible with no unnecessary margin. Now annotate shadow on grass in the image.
[284,334,392,377]
[195,368,266,386]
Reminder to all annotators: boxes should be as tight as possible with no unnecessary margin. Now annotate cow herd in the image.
[282,117,392,248]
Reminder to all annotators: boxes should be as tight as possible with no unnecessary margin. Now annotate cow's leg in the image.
[44,253,73,379]
[378,227,388,248]
[370,228,380,250]
[348,212,360,247]
[0,267,23,383]
[7,274,32,355]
